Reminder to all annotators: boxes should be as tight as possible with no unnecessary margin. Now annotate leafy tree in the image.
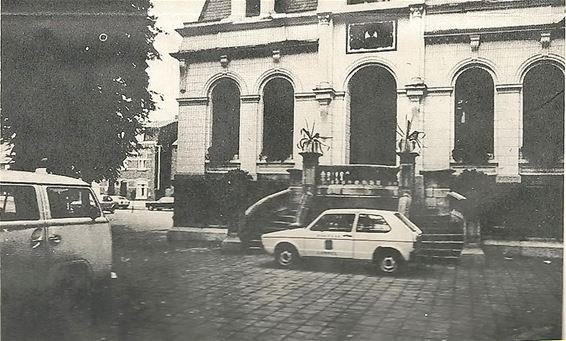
[1,0,159,182]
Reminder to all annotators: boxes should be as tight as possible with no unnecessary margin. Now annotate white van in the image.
[0,170,113,298]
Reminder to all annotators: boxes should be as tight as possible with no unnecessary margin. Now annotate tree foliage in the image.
[1,0,159,182]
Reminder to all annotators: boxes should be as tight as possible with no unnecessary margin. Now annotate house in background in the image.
[98,119,178,201]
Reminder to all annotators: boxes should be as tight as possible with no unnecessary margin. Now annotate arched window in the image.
[349,65,397,165]
[262,78,294,162]
[209,79,240,164]
[522,64,564,166]
[453,68,494,165]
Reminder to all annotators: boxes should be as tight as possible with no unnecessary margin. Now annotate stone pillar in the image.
[230,0,246,19]
[316,12,333,89]
[239,95,260,179]
[300,152,321,188]
[397,151,418,193]
[495,85,522,183]
[177,97,209,175]
[260,0,275,16]
[295,152,321,226]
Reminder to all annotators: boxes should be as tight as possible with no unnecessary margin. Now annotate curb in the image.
[483,240,563,259]
[167,227,228,242]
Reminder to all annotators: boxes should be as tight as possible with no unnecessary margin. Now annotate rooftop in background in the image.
[197,0,317,23]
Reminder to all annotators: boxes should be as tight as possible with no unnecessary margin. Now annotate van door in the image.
[303,213,355,258]
[0,184,48,296]
[44,186,112,284]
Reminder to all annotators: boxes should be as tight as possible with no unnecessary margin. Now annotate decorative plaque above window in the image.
[347,20,397,53]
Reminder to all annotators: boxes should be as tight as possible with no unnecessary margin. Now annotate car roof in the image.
[321,208,398,215]
[0,170,89,186]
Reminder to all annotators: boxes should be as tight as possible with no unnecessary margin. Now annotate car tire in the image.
[148,206,154,211]
[274,244,300,269]
[375,250,404,275]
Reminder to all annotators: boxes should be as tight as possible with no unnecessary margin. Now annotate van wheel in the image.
[375,250,404,275]
[275,244,300,269]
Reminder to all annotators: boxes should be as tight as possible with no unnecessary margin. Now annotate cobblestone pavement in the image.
[4,227,562,341]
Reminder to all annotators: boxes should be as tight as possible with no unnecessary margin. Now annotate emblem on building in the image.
[347,20,397,53]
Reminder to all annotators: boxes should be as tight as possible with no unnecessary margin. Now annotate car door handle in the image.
[48,235,62,244]
[343,234,352,237]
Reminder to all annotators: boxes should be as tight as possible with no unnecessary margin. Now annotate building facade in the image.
[173,0,564,235]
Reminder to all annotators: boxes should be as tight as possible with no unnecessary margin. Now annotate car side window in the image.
[47,187,100,219]
[310,214,355,232]
[0,185,40,222]
[356,214,391,233]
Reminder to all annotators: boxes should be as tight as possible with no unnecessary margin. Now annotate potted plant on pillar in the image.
[294,121,330,226]
[297,121,330,185]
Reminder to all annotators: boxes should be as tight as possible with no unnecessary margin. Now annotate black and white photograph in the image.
[1,0,564,340]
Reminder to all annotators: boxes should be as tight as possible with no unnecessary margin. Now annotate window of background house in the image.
[0,185,39,222]
[274,0,290,13]
[310,214,355,232]
[356,214,391,233]
[246,0,260,16]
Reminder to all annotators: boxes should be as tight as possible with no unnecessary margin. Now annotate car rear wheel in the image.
[375,250,404,275]
[275,244,300,269]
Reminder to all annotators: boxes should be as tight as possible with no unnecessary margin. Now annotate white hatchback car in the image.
[262,209,422,274]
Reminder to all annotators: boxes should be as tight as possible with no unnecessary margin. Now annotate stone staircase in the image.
[241,187,303,251]
[245,206,298,251]
[412,215,465,261]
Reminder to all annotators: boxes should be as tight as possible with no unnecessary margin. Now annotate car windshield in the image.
[394,213,420,232]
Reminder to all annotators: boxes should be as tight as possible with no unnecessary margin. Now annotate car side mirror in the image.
[89,206,101,221]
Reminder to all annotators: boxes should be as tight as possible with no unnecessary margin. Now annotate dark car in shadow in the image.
[145,196,174,210]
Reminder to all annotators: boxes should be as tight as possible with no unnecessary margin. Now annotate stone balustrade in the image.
[318,165,399,187]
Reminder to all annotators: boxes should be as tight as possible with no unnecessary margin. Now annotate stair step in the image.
[415,254,460,262]
[270,220,293,227]
[422,234,464,241]
[417,248,462,257]
[277,214,297,220]
[421,241,464,249]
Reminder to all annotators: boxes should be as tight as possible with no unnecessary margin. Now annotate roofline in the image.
[177,12,318,37]
[0,170,89,186]
[171,39,318,62]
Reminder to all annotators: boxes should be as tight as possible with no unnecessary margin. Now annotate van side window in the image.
[47,187,100,219]
[0,185,40,221]
[356,214,391,233]
[310,214,355,232]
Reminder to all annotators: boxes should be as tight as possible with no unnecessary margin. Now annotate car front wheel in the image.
[275,244,300,269]
[375,250,404,275]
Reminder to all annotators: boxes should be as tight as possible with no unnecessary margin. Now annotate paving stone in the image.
[5,230,561,341]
